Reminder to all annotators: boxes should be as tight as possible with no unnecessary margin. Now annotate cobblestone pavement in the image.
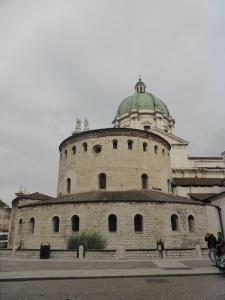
[0,275,225,300]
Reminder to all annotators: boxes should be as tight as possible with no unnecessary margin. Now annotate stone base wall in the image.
[0,248,209,259]
[85,250,116,259]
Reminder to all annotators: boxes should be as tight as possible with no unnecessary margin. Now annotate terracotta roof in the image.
[14,192,56,202]
[206,191,225,202]
[18,190,205,208]
[188,193,216,202]
[188,157,223,160]
[172,178,225,187]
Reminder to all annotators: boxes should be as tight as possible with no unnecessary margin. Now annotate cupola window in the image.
[99,173,106,189]
[83,142,88,152]
[72,146,76,155]
[128,140,133,150]
[143,142,148,152]
[66,178,71,194]
[141,174,148,189]
[113,139,118,149]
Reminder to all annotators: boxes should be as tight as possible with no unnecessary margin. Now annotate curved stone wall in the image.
[57,128,172,196]
[11,200,208,250]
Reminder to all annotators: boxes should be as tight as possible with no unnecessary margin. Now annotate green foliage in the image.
[0,199,11,211]
[67,231,106,250]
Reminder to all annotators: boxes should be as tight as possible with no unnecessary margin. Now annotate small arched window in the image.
[143,142,148,152]
[108,214,117,232]
[18,219,22,235]
[112,139,118,149]
[188,215,195,232]
[72,146,76,155]
[52,216,60,233]
[162,149,165,156]
[66,178,71,194]
[99,173,106,189]
[167,179,171,193]
[141,174,148,189]
[65,150,67,158]
[171,214,179,231]
[29,217,35,234]
[154,145,158,154]
[128,140,133,150]
[134,214,143,232]
[71,215,79,232]
[83,142,88,152]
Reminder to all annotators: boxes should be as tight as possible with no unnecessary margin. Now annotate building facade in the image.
[8,79,225,253]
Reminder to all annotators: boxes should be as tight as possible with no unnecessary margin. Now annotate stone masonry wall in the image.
[9,201,208,251]
[57,133,171,196]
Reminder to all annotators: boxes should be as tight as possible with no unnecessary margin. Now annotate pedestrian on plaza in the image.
[216,232,225,264]
[205,232,217,265]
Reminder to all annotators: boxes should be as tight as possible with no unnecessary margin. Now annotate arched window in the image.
[66,178,71,194]
[162,149,165,156]
[18,219,22,235]
[128,140,133,150]
[108,214,117,232]
[52,216,60,233]
[167,179,171,193]
[29,218,35,234]
[99,173,106,189]
[112,139,118,149]
[134,214,143,232]
[65,150,67,158]
[188,215,195,232]
[171,214,179,231]
[72,146,76,155]
[143,142,148,152]
[71,215,79,232]
[141,174,148,189]
[154,145,158,154]
[83,142,88,152]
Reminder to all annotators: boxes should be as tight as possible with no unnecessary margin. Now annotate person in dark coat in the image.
[216,232,225,261]
[205,232,217,265]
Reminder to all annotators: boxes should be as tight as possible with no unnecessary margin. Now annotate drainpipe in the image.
[215,205,224,238]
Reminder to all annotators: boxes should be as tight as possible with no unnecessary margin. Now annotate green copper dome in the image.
[117,79,170,117]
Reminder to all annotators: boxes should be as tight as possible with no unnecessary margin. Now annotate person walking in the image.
[216,232,225,265]
[205,232,217,265]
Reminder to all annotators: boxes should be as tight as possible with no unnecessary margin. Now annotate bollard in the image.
[78,245,84,260]
[195,244,202,257]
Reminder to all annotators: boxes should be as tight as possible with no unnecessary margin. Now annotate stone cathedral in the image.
[8,78,225,254]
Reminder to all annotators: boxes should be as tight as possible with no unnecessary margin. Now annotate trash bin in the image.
[40,243,50,259]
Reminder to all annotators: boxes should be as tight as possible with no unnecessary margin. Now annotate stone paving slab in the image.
[0,267,221,282]
[0,257,222,281]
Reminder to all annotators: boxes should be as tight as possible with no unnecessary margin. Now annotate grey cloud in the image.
[0,0,225,205]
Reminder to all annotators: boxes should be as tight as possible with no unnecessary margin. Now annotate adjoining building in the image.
[8,79,225,255]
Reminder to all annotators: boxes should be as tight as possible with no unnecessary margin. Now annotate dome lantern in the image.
[135,77,146,93]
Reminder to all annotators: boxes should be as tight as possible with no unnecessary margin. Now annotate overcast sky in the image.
[0,0,225,206]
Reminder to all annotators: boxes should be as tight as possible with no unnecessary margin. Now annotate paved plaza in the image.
[0,256,222,281]
[1,275,225,300]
